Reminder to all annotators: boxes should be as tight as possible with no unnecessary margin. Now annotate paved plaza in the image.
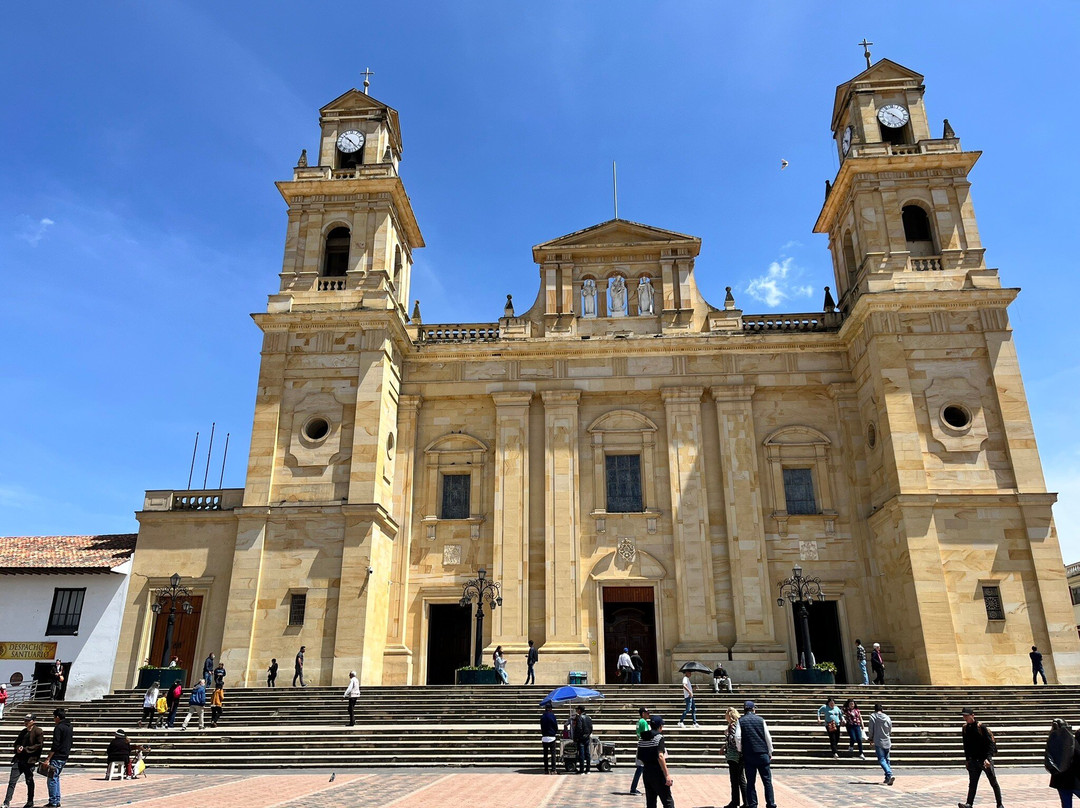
[26,766,1062,807]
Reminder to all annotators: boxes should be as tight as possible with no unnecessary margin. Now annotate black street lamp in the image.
[777,564,826,668]
[459,568,503,668]
[150,572,193,668]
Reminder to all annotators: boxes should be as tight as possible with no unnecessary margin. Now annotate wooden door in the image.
[149,595,203,684]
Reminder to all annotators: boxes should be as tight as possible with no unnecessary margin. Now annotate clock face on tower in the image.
[841,126,853,156]
[336,130,365,154]
[877,104,910,129]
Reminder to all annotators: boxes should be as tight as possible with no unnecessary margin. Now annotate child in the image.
[211,685,225,727]
[267,658,278,687]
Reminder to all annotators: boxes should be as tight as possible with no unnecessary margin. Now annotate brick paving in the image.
[13,766,1061,807]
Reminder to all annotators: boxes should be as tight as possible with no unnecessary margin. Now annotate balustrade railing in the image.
[318,277,347,291]
[418,323,501,343]
[171,492,223,511]
[741,313,838,333]
[910,256,943,272]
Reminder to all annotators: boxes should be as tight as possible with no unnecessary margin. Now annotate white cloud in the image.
[16,216,55,246]
[745,256,813,308]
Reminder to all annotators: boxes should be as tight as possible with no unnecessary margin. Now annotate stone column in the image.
[383,394,422,683]
[660,387,720,657]
[491,392,532,648]
[711,384,782,652]
[541,390,590,670]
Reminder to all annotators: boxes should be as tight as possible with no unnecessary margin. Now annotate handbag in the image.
[861,727,869,741]
[37,761,52,776]
[826,720,838,733]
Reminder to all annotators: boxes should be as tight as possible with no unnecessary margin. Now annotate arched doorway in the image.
[602,587,658,683]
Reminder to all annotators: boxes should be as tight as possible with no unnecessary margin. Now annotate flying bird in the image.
[780,159,789,170]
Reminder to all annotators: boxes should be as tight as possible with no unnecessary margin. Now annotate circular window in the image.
[866,422,877,449]
[942,404,972,430]
[303,416,330,441]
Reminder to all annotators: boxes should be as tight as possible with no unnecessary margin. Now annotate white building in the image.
[0,534,136,701]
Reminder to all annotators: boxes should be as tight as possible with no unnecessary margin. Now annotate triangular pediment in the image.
[831,59,925,131]
[320,89,402,151]
[533,219,700,254]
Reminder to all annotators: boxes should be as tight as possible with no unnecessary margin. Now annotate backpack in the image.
[982,724,998,757]
[1046,719,1077,775]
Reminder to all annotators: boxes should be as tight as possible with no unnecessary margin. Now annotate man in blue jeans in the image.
[678,673,698,727]
[44,708,72,808]
[735,700,776,808]
[855,639,869,686]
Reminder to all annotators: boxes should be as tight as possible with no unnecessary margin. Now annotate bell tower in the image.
[815,59,990,310]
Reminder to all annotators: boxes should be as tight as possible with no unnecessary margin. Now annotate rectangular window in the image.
[1071,585,1080,607]
[440,473,471,519]
[782,467,818,515]
[289,593,307,626]
[982,585,1006,621]
[605,454,643,513]
[46,588,86,636]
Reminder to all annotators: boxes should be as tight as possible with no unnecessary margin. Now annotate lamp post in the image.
[150,572,193,668]
[459,568,503,668]
[776,564,825,668]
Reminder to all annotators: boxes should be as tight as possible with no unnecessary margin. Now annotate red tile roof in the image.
[0,534,137,574]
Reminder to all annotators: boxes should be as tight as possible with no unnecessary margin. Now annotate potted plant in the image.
[455,665,499,685]
[786,661,837,685]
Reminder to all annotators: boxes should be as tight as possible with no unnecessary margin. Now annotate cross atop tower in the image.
[858,39,873,70]
[361,67,375,95]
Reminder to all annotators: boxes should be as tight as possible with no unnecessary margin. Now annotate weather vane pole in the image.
[612,161,619,220]
[858,39,873,70]
[361,67,375,95]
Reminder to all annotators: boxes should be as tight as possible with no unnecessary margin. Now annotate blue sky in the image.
[3,2,1080,562]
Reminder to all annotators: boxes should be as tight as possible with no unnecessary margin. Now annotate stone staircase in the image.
[7,684,1075,770]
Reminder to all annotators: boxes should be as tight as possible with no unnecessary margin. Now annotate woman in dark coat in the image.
[106,729,132,777]
[1047,721,1080,807]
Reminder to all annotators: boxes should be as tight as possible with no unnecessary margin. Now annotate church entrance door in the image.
[149,595,203,685]
[793,600,848,683]
[426,603,472,684]
[602,587,658,684]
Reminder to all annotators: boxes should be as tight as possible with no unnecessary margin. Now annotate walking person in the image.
[617,648,634,683]
[50,659,65,701]
[573,705,593,774]
[713,663,733,693]
[493,646,509,684]
[871,643,886,685]
[165,680,183,729]
[855,639,869,686]
[630,650,644,684]
[867,702,895,785]
[1045,718,1080,807]
[293,646,306,687]
[138,682,159,728]
[202,653,215,687]
[210,685,225,727]
[3,714,43,808]
[43,708,72,808]
[540,704,559,775]
[0,684,7,722]
[959,706,1004,808]
[817,697,842,759]
[267,658,278,687]
[735,700,776,808]
[1032,646,1048,685]
[723,706,748,808]
[630,707,650,795]
[525,640,538,685]
[343,670,359,726]
[678,672,698,728]
[180,680,206,731]
[637,715,675,808]
[842,698,866,759]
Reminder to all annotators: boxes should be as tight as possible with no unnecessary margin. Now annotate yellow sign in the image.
[0,642,58,660]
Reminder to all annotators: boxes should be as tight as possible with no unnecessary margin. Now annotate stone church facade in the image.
[112,59,1080,689]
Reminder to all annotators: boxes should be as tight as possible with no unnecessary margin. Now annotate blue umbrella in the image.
[539,685,605,706]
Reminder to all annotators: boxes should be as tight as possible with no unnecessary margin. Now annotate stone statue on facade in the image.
[582,279,598,318]
[637,276,655,315]
[609,275,628,317]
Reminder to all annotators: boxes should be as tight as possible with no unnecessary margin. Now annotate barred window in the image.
[289,593,307,626]
[782,467,818,515]
[46,588,86,636]
[982,585,1005,621]
[440,473,471,520]
[605,454,643,513]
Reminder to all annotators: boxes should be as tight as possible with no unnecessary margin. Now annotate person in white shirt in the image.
[678,674,699,727]
[343,671,360,726]
[617,648,634,683]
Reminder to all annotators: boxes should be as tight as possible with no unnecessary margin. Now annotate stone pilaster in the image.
[541,390,590,667]
[660,387,720,655]
[218,512,270,686]
[711,384,781,652]
[491,391,532,648]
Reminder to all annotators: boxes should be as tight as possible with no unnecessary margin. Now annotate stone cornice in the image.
[491,391,534,408]
[837,288,1020,343]
[710,383,756,402]
[660,386,704,403]
[541,389,581,405]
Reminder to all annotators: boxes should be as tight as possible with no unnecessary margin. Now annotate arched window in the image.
[393,246,403,289]
[901,205,935,256]
[323,227,350,277]
[842,231,857,278]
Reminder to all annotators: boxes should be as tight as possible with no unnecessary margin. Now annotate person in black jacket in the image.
[525,640,538,685]
[43,708,72,808]
[539,704,559,774]
[4,713,44,808]
[106,730,132,778]
[959,707,1003,808]
[573,706,593,774]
